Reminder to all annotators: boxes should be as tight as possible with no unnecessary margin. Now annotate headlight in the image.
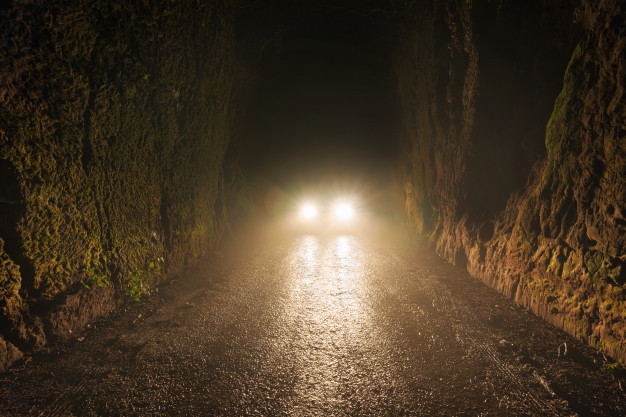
[300,203,318,220]
[333,202,354,221]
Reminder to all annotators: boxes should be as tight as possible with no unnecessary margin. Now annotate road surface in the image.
[1,225,624,416]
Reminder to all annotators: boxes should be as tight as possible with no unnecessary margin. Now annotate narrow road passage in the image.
[1,227,624,416]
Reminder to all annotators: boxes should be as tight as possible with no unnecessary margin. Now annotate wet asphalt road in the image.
[1,225,625,416]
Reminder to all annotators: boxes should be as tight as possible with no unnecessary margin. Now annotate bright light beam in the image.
[300,203,318,220]
[333,202,354,221]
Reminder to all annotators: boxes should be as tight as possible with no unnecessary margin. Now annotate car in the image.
[293,197,359,231]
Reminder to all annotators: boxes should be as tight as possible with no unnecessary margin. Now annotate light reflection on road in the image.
[4,228,610,416]
[286,234,373,411]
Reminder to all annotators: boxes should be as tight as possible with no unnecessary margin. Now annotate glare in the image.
[288,235,365,399]
[333,202,354,221]
[300,203,318,220]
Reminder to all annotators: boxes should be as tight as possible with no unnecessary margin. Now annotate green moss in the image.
[126,258,165,301]
[604,361,625,374]
[127,269,150,302]
[585,250,604,275]
[584,249,623,288]
[81,267,111,291]
[546,42,584,139]
[538,40,587,194]
[527,278,560,303]
[0,0,235,343]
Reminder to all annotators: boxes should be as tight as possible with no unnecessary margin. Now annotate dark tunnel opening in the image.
[234,1,403,219]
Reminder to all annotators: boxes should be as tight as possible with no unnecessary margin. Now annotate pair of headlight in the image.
[299,201,355,222]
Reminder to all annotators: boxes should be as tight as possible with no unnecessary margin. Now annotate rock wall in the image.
[0,0,235,369]
[397,0,625,361]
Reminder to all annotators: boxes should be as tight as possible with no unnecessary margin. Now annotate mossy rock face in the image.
[584,250,623,286]
[0,0,235,366]
[396,0,625,362]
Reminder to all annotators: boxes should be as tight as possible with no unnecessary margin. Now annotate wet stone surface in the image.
[1,229,624,416]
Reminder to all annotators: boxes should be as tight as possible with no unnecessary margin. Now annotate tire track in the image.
[42,267,231,417]
[392,252,568,416]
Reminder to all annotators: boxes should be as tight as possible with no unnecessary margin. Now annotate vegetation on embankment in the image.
[0,0,235,370]
[396,0,625,362]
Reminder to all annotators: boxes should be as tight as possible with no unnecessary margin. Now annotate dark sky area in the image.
[234,1,402,200]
